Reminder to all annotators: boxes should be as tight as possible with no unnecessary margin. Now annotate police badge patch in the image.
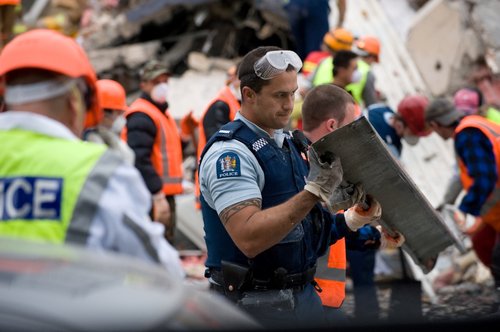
[216,152,241,179]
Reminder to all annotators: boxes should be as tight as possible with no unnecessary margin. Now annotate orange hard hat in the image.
[0,29,100,127]
[397,95,431,137]
[355,36,381,62]
[323,28,354,52]
[96,79,128,112]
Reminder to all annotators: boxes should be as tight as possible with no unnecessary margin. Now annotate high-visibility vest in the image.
[194,86,240,208]
[122,98,183,196]
[311,56,334,87]
[346,59,371,107]
[486,107,500,124]
[455,115,500,231]
[314,238,347,308]
[0,129,115,244]
[302,51,330,78]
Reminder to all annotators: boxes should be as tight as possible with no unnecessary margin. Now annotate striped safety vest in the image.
[455,115,500,231]
[122,98,183,196]
[0,129,121,244]
[314,238,347,308]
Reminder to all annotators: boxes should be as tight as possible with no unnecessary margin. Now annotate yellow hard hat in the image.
[323,28,354,52]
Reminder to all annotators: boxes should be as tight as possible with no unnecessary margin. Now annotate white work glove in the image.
[327,181,365,212]
[344,195,382,231]
[453,208,482,235]
[304,147,343,203]
[376,225,405,250]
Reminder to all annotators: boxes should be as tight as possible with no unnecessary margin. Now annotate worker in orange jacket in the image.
[122,60,184,244]
[425,98,500,311]
[193,64,241,208]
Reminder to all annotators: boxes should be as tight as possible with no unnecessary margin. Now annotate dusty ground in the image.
[340,278,497,325]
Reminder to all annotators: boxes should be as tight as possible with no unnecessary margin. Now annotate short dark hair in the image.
[332,50,358,77]
[238,46,295,96]
[301,84,355,131]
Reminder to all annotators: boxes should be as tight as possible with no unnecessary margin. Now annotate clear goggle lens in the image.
[253,50,303,80]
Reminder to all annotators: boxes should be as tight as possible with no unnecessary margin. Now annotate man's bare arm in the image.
[220,191,320,258]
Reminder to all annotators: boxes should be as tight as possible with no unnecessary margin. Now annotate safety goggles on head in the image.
[253,50,302,80]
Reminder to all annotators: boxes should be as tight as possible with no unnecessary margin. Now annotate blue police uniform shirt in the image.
[365,104,402,158]
[199,112,287,214]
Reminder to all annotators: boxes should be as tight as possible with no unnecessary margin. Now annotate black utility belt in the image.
[207,264,316,292]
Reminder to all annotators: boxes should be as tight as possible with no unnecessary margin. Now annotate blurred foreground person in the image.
[0,29,184,279]
[84,79,134,164]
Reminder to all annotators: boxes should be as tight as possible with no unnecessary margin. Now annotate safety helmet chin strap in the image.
[4,78,77,105]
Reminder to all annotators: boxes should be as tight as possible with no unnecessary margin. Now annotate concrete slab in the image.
[312,116,457,272]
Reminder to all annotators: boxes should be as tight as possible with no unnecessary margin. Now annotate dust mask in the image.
[111,115,126,135]
[351,69,362,83]
[151,83,169,104]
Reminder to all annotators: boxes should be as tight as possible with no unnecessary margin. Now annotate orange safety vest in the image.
[122,98,183,196]
[455,115,500,231]
[194,86,240,208]
[314,238,347,308]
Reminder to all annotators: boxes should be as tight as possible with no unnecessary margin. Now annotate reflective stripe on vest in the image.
[455,115,500,230]
[314,238,346,308]
[0,129,108,244]
[123,98,183,195]
[346,59,370,106]
[65,150,123,244]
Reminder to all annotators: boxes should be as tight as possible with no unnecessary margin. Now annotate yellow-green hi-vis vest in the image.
[311,56,334,87]
[0,129,122,245]
[346,59,370,106]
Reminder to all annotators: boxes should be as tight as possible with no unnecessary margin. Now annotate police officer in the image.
[198,46,382,328]
[0,29,184,279]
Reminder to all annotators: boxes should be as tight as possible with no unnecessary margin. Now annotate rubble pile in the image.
[81,0,294,92]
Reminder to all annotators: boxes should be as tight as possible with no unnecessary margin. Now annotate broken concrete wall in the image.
[406,0,486,96]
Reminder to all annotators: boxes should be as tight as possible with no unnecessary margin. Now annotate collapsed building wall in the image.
[81,0,293,92]
[406,0,500,104]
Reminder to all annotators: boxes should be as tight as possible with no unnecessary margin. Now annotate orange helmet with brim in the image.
[96,79,128,113]
[354,36,381,62]
[0,29,100,128]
